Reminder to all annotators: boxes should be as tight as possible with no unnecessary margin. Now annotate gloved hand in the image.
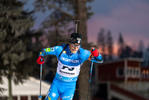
[91,49,99,57]
[37,56,44,64]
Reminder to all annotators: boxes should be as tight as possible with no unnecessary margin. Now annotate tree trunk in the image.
[76,0,88,44]
[8,66,13,100]
[78,61,91,100]
[76,0,91,100]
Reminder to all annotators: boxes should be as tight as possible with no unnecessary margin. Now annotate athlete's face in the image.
[69,43,80,53]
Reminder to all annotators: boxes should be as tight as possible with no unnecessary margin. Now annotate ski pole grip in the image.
[37,56,44,64]
[91,49,99,57]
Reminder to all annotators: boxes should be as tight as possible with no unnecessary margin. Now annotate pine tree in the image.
[0,0,34,99]
[138,40,144,58]
[118,32,125,58]
[97,28,106,60]
[106,30,113,60]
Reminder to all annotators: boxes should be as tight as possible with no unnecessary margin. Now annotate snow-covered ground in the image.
[0,76,50,96]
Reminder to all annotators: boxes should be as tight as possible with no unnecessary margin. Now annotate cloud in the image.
[87,0,149,48]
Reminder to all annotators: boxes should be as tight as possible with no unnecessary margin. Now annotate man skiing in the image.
[37,33,102,100]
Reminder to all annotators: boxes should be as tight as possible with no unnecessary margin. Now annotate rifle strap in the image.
[58,44,69,58]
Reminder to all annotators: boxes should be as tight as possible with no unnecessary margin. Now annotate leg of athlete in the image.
[45,82,60,100]
[60,86,75,100]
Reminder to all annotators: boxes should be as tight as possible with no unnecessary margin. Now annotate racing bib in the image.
[57,61,81,78]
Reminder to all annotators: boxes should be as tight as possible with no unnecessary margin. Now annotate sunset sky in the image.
[25,0,149,52]
[87,0,149,51]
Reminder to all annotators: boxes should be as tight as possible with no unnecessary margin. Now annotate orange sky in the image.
[97,43,118,56]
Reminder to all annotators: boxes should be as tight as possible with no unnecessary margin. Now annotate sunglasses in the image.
[71,43,80,48]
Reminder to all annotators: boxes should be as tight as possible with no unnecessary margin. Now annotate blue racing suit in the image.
[39,44,102,100]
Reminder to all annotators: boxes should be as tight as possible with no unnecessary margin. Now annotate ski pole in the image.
[39,64,43,100]
[87,60,94,100]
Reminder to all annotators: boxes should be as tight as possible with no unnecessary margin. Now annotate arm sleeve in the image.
[79,48,91,63]
[79,48,103,63]
[90,54,103,63]
[39,46,63,58]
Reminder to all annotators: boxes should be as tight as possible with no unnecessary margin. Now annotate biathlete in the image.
[37,33,102,100]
